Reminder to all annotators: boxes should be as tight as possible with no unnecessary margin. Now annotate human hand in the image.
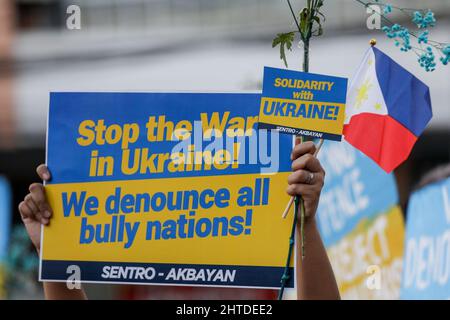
[18,164,53,253]
[286,141,325,221]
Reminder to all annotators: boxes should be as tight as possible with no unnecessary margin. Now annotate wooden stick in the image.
[281,197,296,220]
[281,138,324,219]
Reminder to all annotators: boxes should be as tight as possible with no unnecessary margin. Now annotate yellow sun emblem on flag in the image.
[355,79,372,108]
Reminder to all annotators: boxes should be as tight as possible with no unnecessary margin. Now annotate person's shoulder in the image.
[415,163,450,190]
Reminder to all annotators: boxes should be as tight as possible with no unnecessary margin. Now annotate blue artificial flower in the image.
[412,11,422,25]
[418,47,437,72]
[424,11,436,27]
[371,3,447,71]
[382,24,412,52]
[383,4,392,14]
[418,31,429,44]
[440,45,450,65]
[412,10,436,28]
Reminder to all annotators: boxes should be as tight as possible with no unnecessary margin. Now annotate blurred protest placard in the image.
[258,67,347,141]
[40,92,294,289]
[316,141,404,299]
[401,177,450,299]
[0,176,11,299]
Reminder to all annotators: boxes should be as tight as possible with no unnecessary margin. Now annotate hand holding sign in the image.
[258,67,347,221]
[258,67,347,289]
[18,165,53,253]
[286,141,326,220]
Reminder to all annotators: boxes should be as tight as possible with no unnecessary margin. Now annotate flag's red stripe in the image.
[343,113,417,173]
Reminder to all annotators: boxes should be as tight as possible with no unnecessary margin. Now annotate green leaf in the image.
[312,16,323,36]
[272,32,295,67]
[299,8,309,38]
[312,16,320,25]
[316,9,326,21]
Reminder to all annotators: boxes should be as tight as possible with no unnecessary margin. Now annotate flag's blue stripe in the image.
[372,47,432,137]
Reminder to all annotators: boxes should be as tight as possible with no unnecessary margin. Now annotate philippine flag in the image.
[344,46,432,173]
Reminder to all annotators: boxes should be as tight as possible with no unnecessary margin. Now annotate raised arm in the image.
[286,141,340,300]
[18,164,87,300]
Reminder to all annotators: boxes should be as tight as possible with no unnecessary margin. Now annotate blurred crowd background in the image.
[0,0,449,299]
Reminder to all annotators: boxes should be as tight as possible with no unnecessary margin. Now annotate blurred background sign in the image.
[316,141,405,299]
[401,177,450,300]
[0,176,12,299]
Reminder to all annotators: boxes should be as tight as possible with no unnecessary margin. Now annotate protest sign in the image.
[40,92,294,289]
[316,141,405,299]
[258,67,348,141]
[0,176,11,298]
[401,177,450,299]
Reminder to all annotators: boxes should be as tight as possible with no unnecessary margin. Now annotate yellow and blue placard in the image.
[258,67,348,141]
[40,92,295,289]
[316,141,405,299]
[401,177,450,299]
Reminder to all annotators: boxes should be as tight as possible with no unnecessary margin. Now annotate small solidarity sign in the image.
[258,67,348,141]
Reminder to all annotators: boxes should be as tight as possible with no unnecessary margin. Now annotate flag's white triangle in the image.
[345,48,388,125]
